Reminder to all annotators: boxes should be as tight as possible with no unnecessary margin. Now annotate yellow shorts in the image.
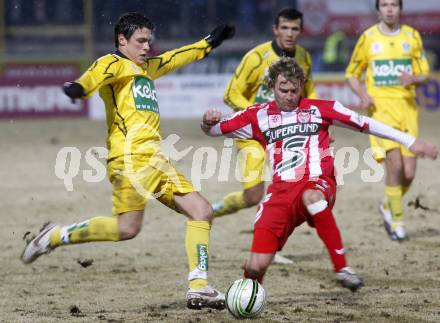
[235,138,266,190]
[108,153,195,215]
[369,97,419,162]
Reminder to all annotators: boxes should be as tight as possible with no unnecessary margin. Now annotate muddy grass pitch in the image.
[1,113,439,322]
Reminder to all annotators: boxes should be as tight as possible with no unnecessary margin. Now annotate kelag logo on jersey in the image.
[132,76,159,113]
[264,123,319,144]
[372,59,412,86]
[254,84,274,103]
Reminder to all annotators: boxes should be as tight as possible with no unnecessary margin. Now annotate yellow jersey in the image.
[224,40,316,111]
[345,24,429,98]
[77,40,212,162]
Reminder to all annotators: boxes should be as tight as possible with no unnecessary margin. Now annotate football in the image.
[225,278,267,319]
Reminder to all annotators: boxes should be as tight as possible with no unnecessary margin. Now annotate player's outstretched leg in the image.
[303,190,363,292]
[21,216,122,264]
[312,206,363,291]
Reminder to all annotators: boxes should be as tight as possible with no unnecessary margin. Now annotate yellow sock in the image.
[214,191,246,217]
[383,185,409,211]
[49,216,120,248]
[186,221,210,290]
[385,185,404,223]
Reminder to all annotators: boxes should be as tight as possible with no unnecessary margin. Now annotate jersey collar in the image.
[270,98,304,113]
[271,40,296,58]
[115,49,128,59]
[377,23,401,37]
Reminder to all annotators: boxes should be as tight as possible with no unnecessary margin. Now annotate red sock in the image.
[312,208,346,272]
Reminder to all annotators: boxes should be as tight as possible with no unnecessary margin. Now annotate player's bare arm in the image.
[408,139,438,159]
[399,72,428,87]
[347,76,374,109]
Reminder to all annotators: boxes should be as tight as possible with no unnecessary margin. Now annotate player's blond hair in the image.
[265,57,305,89]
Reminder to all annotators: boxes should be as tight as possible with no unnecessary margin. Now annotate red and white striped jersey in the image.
[208,98,415,183]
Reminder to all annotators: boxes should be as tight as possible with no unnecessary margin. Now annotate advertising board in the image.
[0,63,87,118]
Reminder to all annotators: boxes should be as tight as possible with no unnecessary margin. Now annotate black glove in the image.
[205,24,235,49]
[63,82,85,103]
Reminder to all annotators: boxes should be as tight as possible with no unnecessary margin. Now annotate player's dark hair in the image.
[375,0,402,10]
[265,57,305,89]
[114,12,155,48]
[274,7,303,30]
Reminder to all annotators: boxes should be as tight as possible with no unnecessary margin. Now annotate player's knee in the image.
[119,223,142,240]
[244,193,262,207]
[187,201,213,221]
[243,185,264,206]
[302,190,324,206]
[118,211,143,240]
[403,168,416,183]
[387,156,403,173]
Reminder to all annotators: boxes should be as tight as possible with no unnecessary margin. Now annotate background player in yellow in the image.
[346,0,429,241]
[21,12,235,310]
[212,7,316,264]
[214,7,316,214]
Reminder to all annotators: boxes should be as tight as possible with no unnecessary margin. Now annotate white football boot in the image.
[379,199,393,235]
[379,200,408,241]
[336,267,363,292]
[272,253,294,265]
[390,222,408,241]
[186,285,225,310]
[21,223,59,264]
